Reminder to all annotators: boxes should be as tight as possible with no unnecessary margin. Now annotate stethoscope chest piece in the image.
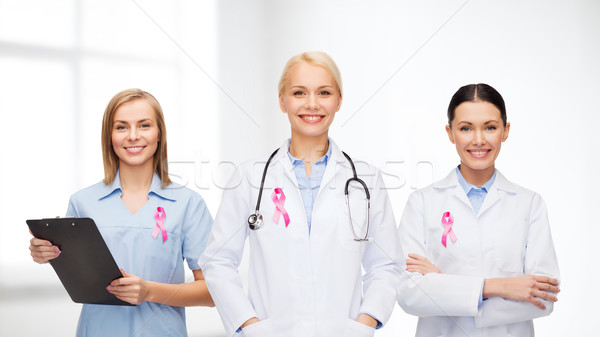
[248,213,263,230]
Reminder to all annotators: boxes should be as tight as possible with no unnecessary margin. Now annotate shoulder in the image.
[161,182,207,206]
[69,180,110,203]
[494,170,541,199]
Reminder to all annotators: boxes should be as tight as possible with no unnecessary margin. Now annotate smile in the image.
[467,149,491,158]
[299,115,325,123]
[124,146,145,153]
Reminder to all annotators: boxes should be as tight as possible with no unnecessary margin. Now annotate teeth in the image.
[302,115,322,121]
[471,150,487,156]
[126,147,143,151]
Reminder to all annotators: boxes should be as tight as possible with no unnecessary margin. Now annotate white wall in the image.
[0,0,598,336]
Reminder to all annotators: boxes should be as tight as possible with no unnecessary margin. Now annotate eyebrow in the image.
[113,118,154,124]
[456,120,500,125]
[289,85,335,90]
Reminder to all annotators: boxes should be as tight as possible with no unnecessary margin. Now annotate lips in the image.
[299,114,325,123]
[124,146,146,154]
[467,149,491,158]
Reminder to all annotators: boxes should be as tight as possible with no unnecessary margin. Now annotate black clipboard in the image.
[26,217,134,306]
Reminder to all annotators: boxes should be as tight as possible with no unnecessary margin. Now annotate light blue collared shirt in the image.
[287,142,331,232]
[456,166,496,307]
[66,172,213,337]
[456,166,496,214]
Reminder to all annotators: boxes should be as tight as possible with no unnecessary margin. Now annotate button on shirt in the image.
[66,172,213,337]
[456,166,496,214]
[287,143,331,232]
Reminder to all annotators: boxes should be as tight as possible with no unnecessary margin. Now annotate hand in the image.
[483,275,560,310]
[406,253,441,275]
[106,269,149,305]
[356,313,378,328]
[29,237,60,264]
[240,317,259,329]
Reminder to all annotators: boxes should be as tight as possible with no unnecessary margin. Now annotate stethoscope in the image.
[247,148,371,241]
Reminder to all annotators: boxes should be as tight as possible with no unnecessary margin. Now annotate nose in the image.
[473,129,485,145]
[128,127,139,141]
[304,94,320,110]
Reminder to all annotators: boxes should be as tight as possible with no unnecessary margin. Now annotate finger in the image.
[533,275,559,286]
[406,266,426,275]
[538,282,560,294]
[528,297,546,310]
[407,253,426,260]
[534,290,558,302]
[31,249,60,259]
[30,245,60,254]
[30,237,53,247]
[406,259,422,266]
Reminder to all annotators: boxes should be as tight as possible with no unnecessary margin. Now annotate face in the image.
[279,62,342,140]
[111,99,159,171]
[446,101,510,180]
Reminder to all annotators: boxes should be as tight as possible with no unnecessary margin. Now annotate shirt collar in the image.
[98,170,176,201]
[286,139,331,167]
[455,165,496,194]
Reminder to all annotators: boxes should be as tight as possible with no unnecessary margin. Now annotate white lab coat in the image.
[199,139,403,337]
[396,169,560,337]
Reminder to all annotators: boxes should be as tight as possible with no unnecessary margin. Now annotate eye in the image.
[319,90,331,96]
[114,124,127,131]
[293,91,304,96]
[140,123,151,128]
[460,126,471,132]
[486,125,497,131]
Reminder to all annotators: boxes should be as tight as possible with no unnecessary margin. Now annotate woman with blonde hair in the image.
[200,51,403,337]
[29,88,214,337]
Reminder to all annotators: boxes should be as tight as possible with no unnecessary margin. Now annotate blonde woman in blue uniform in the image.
[29,89,214,336]
[396,83,560,337]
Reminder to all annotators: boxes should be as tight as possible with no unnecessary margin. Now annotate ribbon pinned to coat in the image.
[441,211,457,247]
[271,188,290,227]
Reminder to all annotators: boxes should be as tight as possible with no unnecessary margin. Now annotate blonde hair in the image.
[278,51,342,97]
[101,88,171,188]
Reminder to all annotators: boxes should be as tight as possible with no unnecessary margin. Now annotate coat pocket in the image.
[344,319,376,337]
[242,318,273,337]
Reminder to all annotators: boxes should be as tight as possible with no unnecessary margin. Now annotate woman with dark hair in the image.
[396,83,560,337]
[29,88,214,337]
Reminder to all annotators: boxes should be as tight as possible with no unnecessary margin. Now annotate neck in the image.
[118,161,154,193]
[289,133,329,164]
[459,163,495,187]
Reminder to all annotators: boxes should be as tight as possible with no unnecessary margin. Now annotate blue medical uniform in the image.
[65,172,212,337]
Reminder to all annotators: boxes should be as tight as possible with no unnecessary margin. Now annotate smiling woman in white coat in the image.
[396,83,560,337]
[199,51,403,337]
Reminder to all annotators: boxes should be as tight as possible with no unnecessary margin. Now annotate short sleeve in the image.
[182,192,213,271]
[65,196,79,217]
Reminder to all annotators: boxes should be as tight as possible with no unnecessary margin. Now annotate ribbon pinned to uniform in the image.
[441,211,457,247]
[271,188,290,227]
[152,207,168,243]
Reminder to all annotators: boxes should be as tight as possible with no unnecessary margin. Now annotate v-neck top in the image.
[65,172,213,337]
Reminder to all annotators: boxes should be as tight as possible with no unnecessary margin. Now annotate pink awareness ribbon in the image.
[441,211,457,247]
[152,207,168,243]
[271,188,290,227]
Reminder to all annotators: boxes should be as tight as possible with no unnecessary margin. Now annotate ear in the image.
[445,125,455,144]
[502,122,510,142]
[279,92,286,113]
